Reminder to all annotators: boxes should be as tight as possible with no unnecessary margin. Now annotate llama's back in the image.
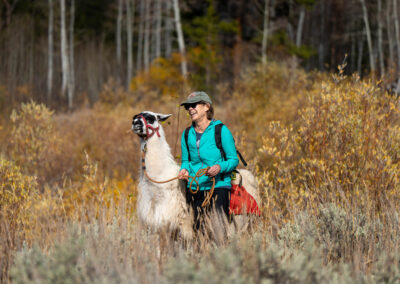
[234,169,261,205]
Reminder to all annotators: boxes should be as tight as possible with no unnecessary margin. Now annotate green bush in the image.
[278,203,382,264]
[165,236,353,284]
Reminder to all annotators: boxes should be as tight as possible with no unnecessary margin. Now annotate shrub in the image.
[10,222,160,284]
[11,234,90,284]
[61,152,137,218]
[278,203,383,268]
[8,101,62,184]
[166,236,353,284]
[0,157,39,282]
[258,74,400,217]
[0,157,38,224]
[130,54,187,98]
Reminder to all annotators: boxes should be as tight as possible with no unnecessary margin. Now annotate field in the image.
[1,62,400,283]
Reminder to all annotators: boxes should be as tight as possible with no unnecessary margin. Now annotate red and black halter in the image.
[137,114,161,140]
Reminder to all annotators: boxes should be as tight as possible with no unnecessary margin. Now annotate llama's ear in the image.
[157,114,172,122]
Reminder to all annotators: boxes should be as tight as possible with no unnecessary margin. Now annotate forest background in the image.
[1,0,400,283]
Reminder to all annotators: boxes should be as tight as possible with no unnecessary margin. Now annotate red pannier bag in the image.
[229,184,261,216]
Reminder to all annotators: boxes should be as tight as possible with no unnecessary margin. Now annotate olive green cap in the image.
[180,91,212,106]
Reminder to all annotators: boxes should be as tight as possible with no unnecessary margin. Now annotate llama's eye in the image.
[143,114,155,124]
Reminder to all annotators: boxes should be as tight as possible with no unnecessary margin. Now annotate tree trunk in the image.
[377,0,385,76]
[351,34,356,71]
[60,0,69,100]
[47,0,54,102]
[318,0,325,70]
[116,0,123,81]
[172,0,187,76]
[261,0,270,66]
[68,0,75,108]
[357,30,365,75]
[296,5,305,47]
[387,0,394,68]
[126,0,134,89]
[3,0,19,27]
[143,0,150,71]
[155,0,162,59]
[164,0,173,57]
[136,0,145,71]
[360,0,375,73]
[393,0,400,72]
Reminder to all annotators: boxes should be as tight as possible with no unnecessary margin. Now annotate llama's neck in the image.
[140,127,178,175]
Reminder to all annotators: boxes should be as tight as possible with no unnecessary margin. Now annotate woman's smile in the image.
[190,110,197,117]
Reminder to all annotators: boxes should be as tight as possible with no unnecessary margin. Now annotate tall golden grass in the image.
[1,62,400,282]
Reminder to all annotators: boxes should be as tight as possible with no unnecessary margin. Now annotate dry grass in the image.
[1,62,400,282]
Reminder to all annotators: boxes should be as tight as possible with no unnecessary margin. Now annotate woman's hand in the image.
[178,169,189,180]
[206,165,221,177]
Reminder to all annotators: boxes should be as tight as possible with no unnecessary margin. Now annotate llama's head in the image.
[132,111,172,139]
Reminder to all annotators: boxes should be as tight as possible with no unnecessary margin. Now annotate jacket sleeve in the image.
[217,125,239,174]
[180,130,190,171]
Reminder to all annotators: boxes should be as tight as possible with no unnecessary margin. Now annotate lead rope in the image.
[141,150,215,208]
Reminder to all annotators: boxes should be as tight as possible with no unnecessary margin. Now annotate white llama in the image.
[132,111,193,239]
[132,111,261,239]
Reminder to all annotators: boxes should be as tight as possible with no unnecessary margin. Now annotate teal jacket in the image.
[180,120,239,191]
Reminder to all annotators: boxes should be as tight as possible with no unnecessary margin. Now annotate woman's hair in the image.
[206,103,214,120]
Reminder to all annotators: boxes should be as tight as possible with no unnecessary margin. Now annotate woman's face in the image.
[185,102,210,122]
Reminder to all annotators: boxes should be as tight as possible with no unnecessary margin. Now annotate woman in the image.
[178,91,239,231]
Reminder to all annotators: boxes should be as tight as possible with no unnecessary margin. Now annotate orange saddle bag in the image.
[229,183,261,216]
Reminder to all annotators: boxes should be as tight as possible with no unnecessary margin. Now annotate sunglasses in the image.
[184,102,202,110]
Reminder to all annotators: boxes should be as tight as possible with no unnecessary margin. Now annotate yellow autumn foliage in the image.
[257,73,400,219]
[0,157,38,213]
[8,101,61,183]
[130,53,187,98]
[61,152,137,220]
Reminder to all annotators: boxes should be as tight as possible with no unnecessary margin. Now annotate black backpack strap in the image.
[214,123,226,180]
[184,126,191,162]
[215,123,248,167]
[214,124,226,161]
[237,150,248,167]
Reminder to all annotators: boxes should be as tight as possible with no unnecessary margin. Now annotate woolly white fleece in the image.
[136,117,193,239]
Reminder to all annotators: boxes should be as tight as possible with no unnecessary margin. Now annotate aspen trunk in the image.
[165,0,173,57]
[357,31,365,75]
[116,0,123,81]
[136,0,145,71]
[296,5,305,47]
[3,0,19,27]
[261,0,270,66]
[68,0,75,108]
[387,0,394,67]
[377,0,385,76]
[393,0,400,72]
[360,0,375,73]
[60,0,69,99]
[143,0,150,71]
[126,0,134,89]
[172,0,187,76]
[155,0,162,58]
[351,34,356,71]
[47,0,54,102]
[318,0,325,70]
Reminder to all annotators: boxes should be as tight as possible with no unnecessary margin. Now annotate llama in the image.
[132,111,261,239]
[132,111,193,239]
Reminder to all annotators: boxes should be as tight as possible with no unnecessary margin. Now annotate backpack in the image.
[184,123,247,166]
